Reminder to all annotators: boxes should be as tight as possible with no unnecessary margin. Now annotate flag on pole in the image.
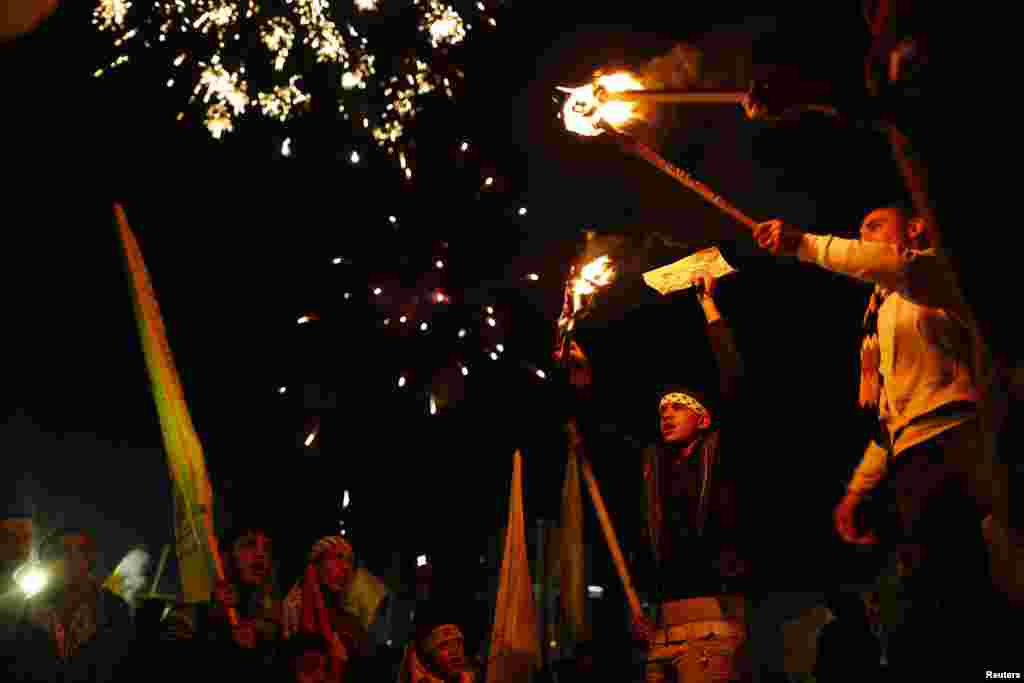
[102,547,152,606]
[486,450,540,683]
[558,423,588,646]
[114,202,226,606]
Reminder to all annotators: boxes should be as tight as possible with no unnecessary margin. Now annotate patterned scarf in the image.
[860,286,893,448]
[398,625,474,683]
[28,580,100,661]
[859,286,890,410]
[283,535,388,680]
[658,392,710,421]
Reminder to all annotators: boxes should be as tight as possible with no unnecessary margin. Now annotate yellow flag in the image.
[114,203,221,604]
[343,567,390,631]
[559,438,587,645]
[486,450,540,683]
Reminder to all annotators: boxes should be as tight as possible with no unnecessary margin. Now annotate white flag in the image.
[486,450,540,683]
[642,246,737,295]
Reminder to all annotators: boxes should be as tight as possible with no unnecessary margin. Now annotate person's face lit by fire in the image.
[859,207,926,249]
[294,650,327,683]
[432,635,466,678]
[660,402,708,444]
[232,531,272,587]
[318,549,353,594]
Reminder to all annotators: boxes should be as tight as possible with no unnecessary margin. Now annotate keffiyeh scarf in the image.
[860,286,890,409]
[398,624,474,683]
[659,392,710,420]
[28,580,100,660]
[283,536,387,638]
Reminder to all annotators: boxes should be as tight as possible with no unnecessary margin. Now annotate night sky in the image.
[4,3,909,607]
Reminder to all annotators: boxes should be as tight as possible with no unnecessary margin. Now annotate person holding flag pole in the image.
[556,270,752,683]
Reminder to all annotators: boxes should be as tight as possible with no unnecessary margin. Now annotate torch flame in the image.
[557,254,617,350]
[573,255,615,296]
[559,72,644,136]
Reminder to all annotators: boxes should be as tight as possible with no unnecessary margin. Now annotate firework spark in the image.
[92,0,495,172]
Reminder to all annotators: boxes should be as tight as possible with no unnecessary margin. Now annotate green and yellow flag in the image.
[558,421,588,645]
[486,450,540,683]
[114,203,222,605]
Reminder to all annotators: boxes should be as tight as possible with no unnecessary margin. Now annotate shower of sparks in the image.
[193,63,249,138]
[92,0,497,172]
[260,17,295,71]
[93,0,132,31]
[341,54,375,89]
[419,0,466,48]
[256,76,310,122]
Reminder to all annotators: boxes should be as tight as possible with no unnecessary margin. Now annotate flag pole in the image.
[149,543,170,597]
[598,121,759,233]
[559,356,642,622]
[578,453,643,620]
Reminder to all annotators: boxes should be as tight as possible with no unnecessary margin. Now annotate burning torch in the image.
[554,250,645,624]
[556,251,617,368]
[558,73,762,233]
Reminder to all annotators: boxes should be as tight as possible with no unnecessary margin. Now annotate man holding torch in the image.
[557,271,751,683]
[753,206,1012,675]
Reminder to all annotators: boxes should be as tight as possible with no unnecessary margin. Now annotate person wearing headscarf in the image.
[8,528,134,683]
[282,535,389,682]
[398,605,477,683]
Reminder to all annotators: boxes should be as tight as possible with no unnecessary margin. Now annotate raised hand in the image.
[631,614,656,643]
[690,272,716,299]
[753,220,803,257]
[213,579,239,609]
[553,339,592,389]
[231,620,257,649]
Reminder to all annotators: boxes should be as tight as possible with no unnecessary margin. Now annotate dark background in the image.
[2,1,921,643]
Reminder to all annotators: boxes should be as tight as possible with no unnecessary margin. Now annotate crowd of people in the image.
[1,525,477,682]
[2,2,1019,680]
[1,202,1019,682]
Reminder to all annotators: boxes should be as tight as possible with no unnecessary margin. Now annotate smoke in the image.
[106,547,152,605]
[642,44,705,90]
[631,39,755,146]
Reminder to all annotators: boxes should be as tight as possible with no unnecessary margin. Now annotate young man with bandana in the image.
[560,272,751,683]
[282,535,389,683]
[753,205,1013,674]
[8,528,134,683]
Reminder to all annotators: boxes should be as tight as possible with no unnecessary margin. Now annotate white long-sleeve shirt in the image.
[795,234,978,493]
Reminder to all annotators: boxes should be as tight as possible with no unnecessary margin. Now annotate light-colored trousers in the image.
[645,595,748,683]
